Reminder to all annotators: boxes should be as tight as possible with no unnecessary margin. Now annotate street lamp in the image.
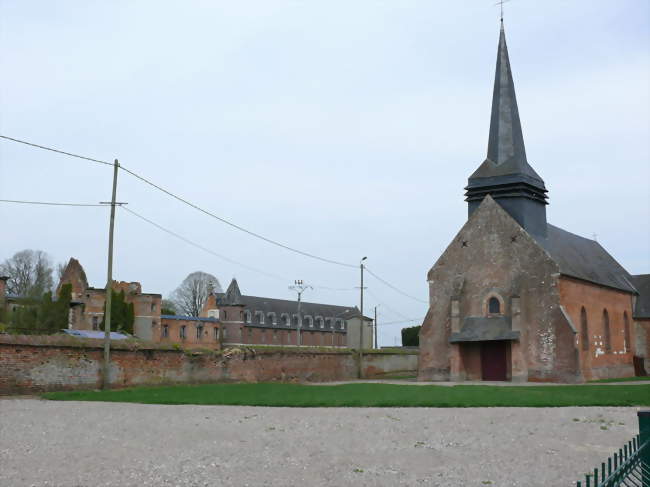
[359,257,367,378]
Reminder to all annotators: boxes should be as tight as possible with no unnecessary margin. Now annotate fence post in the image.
[639,410,649,487]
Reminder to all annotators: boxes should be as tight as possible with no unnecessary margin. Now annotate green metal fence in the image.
[577,411,649,487]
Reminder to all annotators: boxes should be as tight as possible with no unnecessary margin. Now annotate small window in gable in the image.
[488,297,500,314]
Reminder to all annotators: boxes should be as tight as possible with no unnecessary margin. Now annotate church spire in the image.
[487,22,528,169]
[465,23,548,237]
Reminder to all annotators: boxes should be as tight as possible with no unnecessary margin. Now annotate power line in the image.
[2,135,421,290]
[121,206,290,283]
[119,165,357,269]
[364,267,428,304]
[0,135,113,167]
[365,288,412,320]
[376,317,425,326]
[0,199,105,207]
[1,135,356,268]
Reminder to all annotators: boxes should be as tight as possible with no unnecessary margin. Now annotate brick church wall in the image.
[559,276,636,380]
[0,335,418,394]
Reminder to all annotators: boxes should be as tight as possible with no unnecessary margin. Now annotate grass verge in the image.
[588,376,650,383]
[42,383,650,407]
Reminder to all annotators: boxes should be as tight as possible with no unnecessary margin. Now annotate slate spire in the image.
[465,22,548,237]
[224,278,243,306]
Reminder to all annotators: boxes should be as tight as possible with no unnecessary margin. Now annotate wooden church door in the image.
[481,341,508,381]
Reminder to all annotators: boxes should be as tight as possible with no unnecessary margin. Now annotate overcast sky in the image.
[1,1,648,346]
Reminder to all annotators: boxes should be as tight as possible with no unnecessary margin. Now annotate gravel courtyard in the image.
[0,399,642,487]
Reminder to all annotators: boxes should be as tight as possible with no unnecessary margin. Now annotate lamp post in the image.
[358,257,367,378]
[289,280,312,346]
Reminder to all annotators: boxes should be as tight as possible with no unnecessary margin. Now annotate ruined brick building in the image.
[418,23,648,383]
[57,258,162,339]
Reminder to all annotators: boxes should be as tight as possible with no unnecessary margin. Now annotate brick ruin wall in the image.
[0,335,418,394]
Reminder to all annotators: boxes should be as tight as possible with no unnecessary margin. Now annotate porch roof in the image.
[449,316,520,343]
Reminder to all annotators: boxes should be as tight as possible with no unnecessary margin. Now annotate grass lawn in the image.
[588,376,650,383]
[42,383,650,407]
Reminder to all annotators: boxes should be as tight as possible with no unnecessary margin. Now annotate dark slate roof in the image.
[449,316,520,343]
[468,23,545,191]
[631,275,650,319]
[531,224,637,294]
[233,294,358,331]
[161,315,218,323]
[223,278,244,306]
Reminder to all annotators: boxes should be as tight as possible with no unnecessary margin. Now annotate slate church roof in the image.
[532,225,637,294]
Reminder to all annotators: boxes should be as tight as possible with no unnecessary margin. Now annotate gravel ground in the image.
[0,399,642,487]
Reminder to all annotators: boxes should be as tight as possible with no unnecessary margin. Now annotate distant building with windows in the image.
[3,258,374,349]
[196,278,373,348]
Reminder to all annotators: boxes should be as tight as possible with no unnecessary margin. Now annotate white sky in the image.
[1,1,648,347]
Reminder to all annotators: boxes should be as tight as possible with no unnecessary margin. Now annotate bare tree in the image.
[56,262,67,284]
[170,271,222,317]
[0,249,54,297]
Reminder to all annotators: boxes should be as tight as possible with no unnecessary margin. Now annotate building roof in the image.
[161,315,218,323]
[467,23,546,192]
[532,224,637,294]
[233,294,359,331]
[223,278,244,306]
[631,275,650,319]
[449,316,520,343]
[62,329,129,340]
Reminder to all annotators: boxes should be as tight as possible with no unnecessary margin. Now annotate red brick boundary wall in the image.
[0,335,418,394]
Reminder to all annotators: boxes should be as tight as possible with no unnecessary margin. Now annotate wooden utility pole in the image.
[101,159,119,389]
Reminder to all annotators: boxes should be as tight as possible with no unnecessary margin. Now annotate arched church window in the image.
[603,309,611,353]
[580,307,589,351]
[623,311,632,352]
[488,297,500,314]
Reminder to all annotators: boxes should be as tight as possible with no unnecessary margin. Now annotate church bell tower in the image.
[465,22,548,237]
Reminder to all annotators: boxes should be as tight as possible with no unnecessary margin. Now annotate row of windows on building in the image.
[161,323,337,343]
[579,307,631,353]
[243,310,345,329]
[162,324,222,340]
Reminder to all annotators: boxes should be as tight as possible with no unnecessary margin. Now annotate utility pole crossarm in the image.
[289,280,312,347]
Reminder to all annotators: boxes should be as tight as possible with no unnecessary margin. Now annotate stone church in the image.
[418,23,647,383]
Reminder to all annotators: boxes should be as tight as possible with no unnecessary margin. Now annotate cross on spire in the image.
[495,0,510,23]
